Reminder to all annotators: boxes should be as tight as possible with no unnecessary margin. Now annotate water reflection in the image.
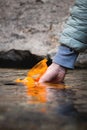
[27,83,47,104]
[24,82,68,104]
[25,82,77,117]
[24,82,87,121]
[0,69,87,130]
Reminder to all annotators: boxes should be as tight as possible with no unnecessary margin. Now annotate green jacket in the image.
[60,0,87,52]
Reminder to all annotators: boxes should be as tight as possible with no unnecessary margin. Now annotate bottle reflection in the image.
[25,82,67,104]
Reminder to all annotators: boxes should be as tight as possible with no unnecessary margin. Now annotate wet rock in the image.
[0,48,87,69]
[0,49,52,68]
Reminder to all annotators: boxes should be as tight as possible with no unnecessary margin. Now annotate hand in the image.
[39,63,67,83]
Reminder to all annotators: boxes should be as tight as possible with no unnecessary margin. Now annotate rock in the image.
[75,52,87,69]
[0,0,74,54]
[0,49,52,68]
[0,0,87,68]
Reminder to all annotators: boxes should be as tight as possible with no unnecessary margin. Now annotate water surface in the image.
[0,69,87,130]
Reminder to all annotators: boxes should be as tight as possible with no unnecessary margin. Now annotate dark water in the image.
[0,69,87,130]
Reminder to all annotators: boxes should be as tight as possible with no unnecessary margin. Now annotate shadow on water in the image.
[0,69,87,130]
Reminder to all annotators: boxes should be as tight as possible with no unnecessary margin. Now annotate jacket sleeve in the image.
[53,45,78,69]
[59,0,87,52]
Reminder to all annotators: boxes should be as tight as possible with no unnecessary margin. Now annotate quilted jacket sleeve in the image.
[59,0,87,52]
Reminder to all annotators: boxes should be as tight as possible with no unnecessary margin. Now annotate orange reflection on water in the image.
[26,83,47,104]
[15,58,69,104]
[16,58,48,104]
[26,82,68,104]
[16,79,67,104]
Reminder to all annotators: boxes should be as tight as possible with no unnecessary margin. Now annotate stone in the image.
[0,0,74,54]
[0,0,87,68]
[75,52,87,69]
[0,49,52,68]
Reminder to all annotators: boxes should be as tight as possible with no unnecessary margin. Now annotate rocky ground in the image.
[0,0,87,68]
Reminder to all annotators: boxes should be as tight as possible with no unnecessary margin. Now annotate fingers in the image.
[39,67,57,83]
[39,63,67,83]
[51,71,66,83]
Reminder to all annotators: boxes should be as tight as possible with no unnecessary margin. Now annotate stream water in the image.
[0,68,87,130]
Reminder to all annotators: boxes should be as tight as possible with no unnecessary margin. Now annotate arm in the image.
[39,45,78,83]
[39,0,87,83]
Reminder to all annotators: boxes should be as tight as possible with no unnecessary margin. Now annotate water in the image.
[0,68,87,130]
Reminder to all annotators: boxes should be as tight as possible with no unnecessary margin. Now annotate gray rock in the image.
[0,0,74,54]
[0,0,87,68]
[75,52,87,69]
[0,49,52,68]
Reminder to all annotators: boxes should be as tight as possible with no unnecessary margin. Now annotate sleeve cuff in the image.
[53,45,79,69]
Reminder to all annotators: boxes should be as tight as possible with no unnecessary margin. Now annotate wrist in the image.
[51,62,67,73]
